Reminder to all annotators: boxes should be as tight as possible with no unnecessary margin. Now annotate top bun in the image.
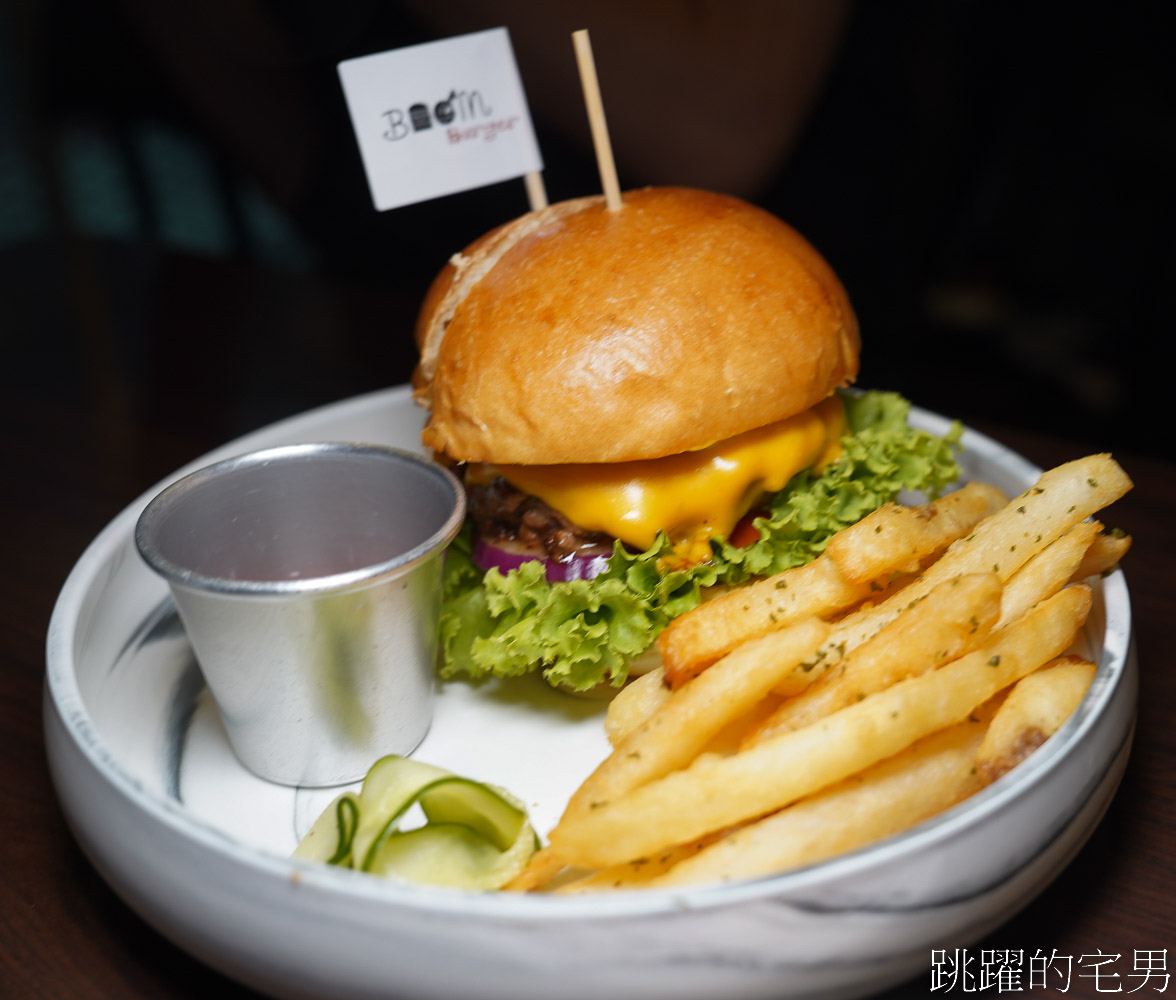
[413,187,859,465]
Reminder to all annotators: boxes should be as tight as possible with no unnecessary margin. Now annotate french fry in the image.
[651,703,997,887]
[562,617,830,825]
[826,482,1008,584]
[1071,529,1132,582]
[553,838,716,894]
[604,666,784,754]
[786,455,1131,689]
[658,557,869,689]
[755,519,1098,735]
[998,521,1100,627]
[911,455,1129,591]
[744,572,1003,746]
[703,691,787,756]
[604,667,671,746]
[658,484,1011,688]
[502,845,567,892]
[548,585,1091,870]
[976,654,1096,784]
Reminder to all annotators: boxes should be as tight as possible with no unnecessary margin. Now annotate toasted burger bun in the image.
[413,186,859,466]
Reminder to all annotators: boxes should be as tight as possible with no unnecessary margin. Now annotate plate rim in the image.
[45,386,1134,920]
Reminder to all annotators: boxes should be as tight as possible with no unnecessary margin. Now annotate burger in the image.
[412,187,960,691]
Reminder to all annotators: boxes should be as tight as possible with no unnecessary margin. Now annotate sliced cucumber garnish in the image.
[351,756,451,869]
[295,756,537,891]
[367,821,536,890]
[293,792,360,866]
[418,776,529,852]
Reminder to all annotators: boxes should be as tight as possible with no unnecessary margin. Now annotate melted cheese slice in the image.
[479,395,846,553]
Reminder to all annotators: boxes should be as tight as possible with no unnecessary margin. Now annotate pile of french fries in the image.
[508,454,1132,892]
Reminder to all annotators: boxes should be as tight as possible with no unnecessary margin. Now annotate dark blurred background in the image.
[2,0,1173,465]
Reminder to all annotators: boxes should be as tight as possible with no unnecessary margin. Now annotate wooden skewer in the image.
[524,170,548,212]
[572,29,622,212]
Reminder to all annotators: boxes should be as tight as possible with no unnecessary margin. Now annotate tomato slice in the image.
[729,508,769,548]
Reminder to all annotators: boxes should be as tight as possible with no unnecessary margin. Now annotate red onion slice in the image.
[472,537,611,582]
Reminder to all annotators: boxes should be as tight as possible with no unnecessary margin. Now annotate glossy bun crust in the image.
[413,187,859,465]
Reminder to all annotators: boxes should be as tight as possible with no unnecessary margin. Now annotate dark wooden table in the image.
[4,344,1174,998]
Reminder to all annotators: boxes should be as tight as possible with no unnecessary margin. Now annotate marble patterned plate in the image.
[44,386,1136,1000]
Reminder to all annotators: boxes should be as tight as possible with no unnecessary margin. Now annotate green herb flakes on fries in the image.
[507,454,1132,891]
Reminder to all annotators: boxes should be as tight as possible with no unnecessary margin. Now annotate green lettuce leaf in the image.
[437,390,962,691]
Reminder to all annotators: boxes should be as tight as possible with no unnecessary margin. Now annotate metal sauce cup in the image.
[134,442,465,787]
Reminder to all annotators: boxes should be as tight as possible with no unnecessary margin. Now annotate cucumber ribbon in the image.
[294,755,538,890]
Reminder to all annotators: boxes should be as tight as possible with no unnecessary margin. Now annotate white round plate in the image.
[45,386,1136,1000]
